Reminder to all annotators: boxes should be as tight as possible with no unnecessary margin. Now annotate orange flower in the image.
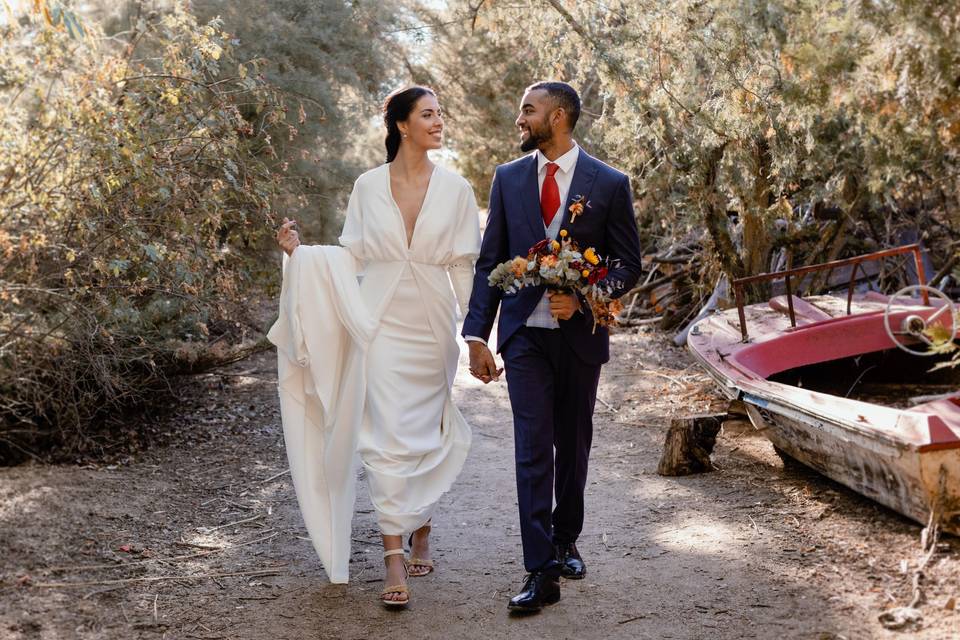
[569,197,588,222]
[511,256,527,277]
[559,229,568,238]
[541,255,559,268]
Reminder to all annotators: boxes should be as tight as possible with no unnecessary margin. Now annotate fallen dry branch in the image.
[259,468,291,484]
[174,541,225,551]
[31,567,285,589]
[632,270,688,295]
[200,513,263,533]
[619,241,706,333]
[649,254,697,265]
[40,530,282,575]
[617,315,664,327]
[604,369,688,388]
[43,549,219,573]
[233,531,281,547]
[878,469,948,630]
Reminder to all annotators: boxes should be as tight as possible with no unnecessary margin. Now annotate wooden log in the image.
[649,254,697,265]
[649,281,674,302]
[657,414,724,476]
[633,269,687,294]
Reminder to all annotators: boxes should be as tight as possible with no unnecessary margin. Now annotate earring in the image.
[402,133,408,138]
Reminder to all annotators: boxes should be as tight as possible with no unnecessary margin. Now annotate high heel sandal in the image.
[380,548,409,608]
[406,523,434,578]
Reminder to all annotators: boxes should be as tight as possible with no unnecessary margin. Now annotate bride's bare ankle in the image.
[384,554,407,580]
[412,522,431,540]
[409,529,431,564]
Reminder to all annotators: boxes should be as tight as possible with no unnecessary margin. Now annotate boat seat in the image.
[913,394,960,417]
[911,395,960,443]
[864,289,952,308]
[862,291,891,304]
[769,295,833,324]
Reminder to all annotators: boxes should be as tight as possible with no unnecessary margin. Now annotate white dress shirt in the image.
[466,143,580,344]
[524,143,580,329]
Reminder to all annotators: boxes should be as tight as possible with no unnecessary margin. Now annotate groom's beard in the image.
[520,122,552,152]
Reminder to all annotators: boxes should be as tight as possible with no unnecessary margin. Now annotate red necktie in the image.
[540,162,560,227]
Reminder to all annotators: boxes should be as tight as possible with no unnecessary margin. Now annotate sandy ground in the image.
[1,327,959,639]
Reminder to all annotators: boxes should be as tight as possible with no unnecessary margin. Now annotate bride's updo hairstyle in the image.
[383,86,436,163]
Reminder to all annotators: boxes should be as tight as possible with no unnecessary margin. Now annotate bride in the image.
[269,86,480,607]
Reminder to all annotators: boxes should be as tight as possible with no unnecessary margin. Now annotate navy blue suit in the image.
[462,148,642,573]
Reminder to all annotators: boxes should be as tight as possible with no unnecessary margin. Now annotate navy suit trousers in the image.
[501,326,601,574]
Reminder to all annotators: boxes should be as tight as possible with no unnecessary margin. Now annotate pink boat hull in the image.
[688,293,960,533]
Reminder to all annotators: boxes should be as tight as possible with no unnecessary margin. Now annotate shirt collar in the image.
[536,142,580,175]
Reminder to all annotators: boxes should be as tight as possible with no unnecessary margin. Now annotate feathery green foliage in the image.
[424,0,960,287]
[0,2,354,461]
[190,0,408,242]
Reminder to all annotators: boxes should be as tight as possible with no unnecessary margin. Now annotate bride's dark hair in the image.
[382,86,436,163]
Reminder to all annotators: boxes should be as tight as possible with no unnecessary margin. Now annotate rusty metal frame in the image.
[732,244,928,342]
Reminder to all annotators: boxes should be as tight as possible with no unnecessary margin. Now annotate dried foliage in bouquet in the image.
[488,231,623,332]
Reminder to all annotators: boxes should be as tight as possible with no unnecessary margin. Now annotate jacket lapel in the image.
[518,154,546,240]
[558,150,599,235]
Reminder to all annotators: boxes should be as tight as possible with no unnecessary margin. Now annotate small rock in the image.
[878,606,922,631]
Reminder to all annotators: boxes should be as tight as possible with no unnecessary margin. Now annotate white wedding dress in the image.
[268,163,480,583]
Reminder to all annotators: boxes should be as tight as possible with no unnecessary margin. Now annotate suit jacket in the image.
[462,148,643,365]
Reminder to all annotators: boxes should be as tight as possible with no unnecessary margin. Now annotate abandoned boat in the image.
[687,244,960,533]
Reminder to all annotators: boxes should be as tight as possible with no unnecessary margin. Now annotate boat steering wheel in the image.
[882,284,958,356]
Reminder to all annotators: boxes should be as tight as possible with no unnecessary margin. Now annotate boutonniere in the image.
[568,194,591,223]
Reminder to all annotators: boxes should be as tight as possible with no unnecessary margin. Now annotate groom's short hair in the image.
[527,81,581,130]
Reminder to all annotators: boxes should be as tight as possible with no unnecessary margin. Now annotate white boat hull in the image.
[740,392,960,533]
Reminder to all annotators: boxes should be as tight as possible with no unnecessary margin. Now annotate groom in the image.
[463,82,642,612]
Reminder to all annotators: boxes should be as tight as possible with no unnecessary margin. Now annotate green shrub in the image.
[0,3,291,462]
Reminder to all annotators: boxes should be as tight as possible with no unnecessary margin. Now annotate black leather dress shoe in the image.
[508,571,561,612]
[557,543,586,579]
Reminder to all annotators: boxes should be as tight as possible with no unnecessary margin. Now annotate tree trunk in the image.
[657,414,724,476]
[699,143,744,283]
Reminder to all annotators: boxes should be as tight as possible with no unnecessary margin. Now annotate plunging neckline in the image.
[386,163,437,251]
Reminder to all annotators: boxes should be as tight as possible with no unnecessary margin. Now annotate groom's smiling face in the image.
[516,89,557,153]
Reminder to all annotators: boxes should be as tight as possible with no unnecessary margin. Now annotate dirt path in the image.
[2,328,958,639]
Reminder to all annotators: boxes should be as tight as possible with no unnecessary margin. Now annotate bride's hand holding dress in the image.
[276,217,300,256]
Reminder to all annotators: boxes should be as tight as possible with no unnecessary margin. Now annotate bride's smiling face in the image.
[399,94,444,151]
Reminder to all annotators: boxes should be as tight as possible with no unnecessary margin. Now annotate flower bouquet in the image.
[487,231,623,331]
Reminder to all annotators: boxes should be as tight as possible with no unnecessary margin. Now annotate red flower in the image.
[588,266,608,285]
[529,239,551,256]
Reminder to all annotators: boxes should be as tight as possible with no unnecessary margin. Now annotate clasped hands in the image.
[468,342,503,384]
